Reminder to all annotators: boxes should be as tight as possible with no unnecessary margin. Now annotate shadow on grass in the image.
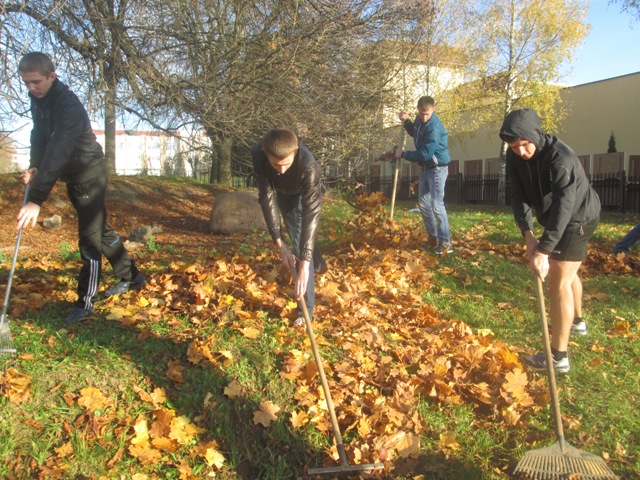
[16,301,326,479]
[389,452,485,479]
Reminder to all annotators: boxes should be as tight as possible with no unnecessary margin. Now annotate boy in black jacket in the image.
[252,129,325,326]
[500,108,600,373]
[16,52,145,324]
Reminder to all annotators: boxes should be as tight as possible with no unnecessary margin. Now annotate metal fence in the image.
[356,171,640,214]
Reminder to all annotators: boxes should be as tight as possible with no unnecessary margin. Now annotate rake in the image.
[1,185,30,376]
[512,276,618,480]
[290,269,384,476]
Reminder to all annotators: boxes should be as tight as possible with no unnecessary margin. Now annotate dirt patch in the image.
[0,174,243,259]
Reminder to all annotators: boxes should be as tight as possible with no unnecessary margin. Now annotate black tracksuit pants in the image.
[66,162,138,311]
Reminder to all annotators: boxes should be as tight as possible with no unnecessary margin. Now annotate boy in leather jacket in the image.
[16,52,145,324]
[252,129,325,326]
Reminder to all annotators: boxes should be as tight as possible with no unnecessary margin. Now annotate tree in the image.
[608,131,617,153]
[2,0,155,173]
[116,0,410,185]
[0,133,16,173]
[611,0,640,21]
[467,0,589,204]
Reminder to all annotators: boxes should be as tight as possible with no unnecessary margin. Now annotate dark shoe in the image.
[65,307,93,324]
[525,351,570,374]
[435,243,453,255]
[104,272,146,297]
[315,258,328,274]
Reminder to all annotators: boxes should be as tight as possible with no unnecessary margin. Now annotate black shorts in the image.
[550,217,599,261]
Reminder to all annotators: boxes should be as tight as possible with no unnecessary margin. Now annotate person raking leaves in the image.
[251,129,326,327]
[499,108,600,373]
[15,52,145,325]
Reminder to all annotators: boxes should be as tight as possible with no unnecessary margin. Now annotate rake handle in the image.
[535,275,566,449]
[389,122,406,221]
[1,185,30,325]
[289,265,349,467]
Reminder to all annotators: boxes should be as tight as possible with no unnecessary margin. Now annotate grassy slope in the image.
[0,177,638,479]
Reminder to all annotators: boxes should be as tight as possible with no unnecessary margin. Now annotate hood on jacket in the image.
[499,108,545,150]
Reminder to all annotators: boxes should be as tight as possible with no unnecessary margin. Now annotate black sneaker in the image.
[525,351,570,374]
[104,272,146,297]
[65,307,93,324]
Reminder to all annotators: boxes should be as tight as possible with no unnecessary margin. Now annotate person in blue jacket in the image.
[612,224,640,256]
[15,52,145,325]
[395,96,452,254]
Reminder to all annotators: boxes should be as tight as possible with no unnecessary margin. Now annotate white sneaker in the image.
[525,351,570,374]
[547,318,587,336]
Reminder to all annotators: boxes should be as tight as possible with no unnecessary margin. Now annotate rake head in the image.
[513,442,618,480]
[0,315,17,377]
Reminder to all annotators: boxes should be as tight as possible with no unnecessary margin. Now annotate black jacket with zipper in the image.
[500,108,600,254]
[27,78,105,206]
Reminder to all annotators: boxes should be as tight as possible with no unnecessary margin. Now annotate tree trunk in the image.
[218,136,233,186]
[104,95,117,174]
[497,141,508,206]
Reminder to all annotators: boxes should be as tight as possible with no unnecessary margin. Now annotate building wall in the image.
[447,72,640,174]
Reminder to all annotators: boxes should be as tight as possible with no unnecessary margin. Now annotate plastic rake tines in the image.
[0,315,17,378]
[513,277,618,480]
[513,442,619,479]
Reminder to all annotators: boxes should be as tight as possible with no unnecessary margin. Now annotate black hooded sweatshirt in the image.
[500,108,600,255]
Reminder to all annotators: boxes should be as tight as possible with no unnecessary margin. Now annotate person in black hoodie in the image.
[16,52,145,325]
[499,108,600,374]
[252,129,325,327]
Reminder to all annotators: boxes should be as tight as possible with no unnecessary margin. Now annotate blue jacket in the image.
[402,112,451,168]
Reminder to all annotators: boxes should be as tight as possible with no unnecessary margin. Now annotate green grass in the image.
[1,193,638,479]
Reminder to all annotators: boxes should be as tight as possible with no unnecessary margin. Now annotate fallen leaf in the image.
[253,401,280,427]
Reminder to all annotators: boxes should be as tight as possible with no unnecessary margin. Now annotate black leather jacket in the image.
[27,79,105,205]
[252,143,322,262]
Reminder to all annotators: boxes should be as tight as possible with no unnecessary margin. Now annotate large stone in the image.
[209,191,267,235]
[129,225,163,243]
[42,214,62,230]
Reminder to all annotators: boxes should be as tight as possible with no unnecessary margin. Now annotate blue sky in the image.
[563,2,640,85]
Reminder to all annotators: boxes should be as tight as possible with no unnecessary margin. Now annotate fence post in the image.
[621,170,626,213]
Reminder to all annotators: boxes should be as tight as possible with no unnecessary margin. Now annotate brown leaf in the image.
[253,401,280,427]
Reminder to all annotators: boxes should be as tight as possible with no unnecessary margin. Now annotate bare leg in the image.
[571,274,583,320]
[548,259,582,352]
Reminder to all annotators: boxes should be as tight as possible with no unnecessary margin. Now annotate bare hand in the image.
[17,202,41,229]
[279,243,296,272]
[399,110,409,122]
[295,260,311,300]
[393,146,403,159]
[378,148,397,161]
[530,251,549,280]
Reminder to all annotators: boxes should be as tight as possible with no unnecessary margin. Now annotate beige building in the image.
[447,71,640,177]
